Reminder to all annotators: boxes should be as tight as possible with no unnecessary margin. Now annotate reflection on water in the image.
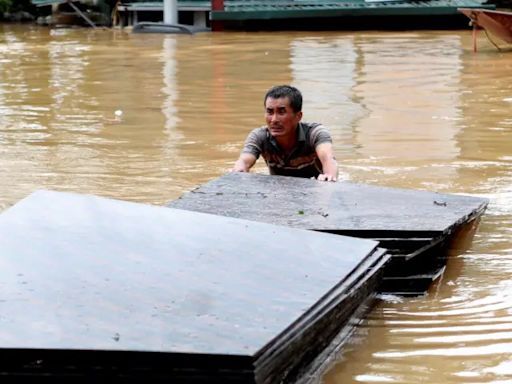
[161,37,180,132]
[289,36,363,154]
[353,34,462,188]
[0,24,511,384]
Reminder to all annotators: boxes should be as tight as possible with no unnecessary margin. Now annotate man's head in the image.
[264,85,302,113]
[264,85,303,140]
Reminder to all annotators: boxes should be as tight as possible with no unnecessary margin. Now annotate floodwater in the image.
[1,24,511,383]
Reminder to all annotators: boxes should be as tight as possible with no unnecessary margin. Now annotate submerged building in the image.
[31,0,495,30]
[32,0,114,26]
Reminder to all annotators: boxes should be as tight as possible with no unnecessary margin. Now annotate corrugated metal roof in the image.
[212,0,494,19]
[31,0,67,5]
[31,0,210,6]
[32,0,494,19]
[117,0,211,10]
[31,0,101,5]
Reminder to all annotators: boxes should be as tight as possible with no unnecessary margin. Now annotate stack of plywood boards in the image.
[169,173,489,295]
[0,190,386,383]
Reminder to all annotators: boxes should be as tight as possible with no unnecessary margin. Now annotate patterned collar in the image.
[268,122,306,151]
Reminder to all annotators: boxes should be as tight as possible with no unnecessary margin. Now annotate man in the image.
[232,85,338,181]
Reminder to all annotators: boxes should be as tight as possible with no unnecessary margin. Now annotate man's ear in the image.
[296,111,303,121]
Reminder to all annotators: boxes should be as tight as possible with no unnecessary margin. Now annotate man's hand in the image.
[317,173,336,182]
[232,160,248,172]
[315,142,338,182]
[232,153,257,173]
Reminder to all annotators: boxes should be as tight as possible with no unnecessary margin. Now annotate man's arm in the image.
[232,128,263,173]
[315,142,338,181]
[232,152,257,172]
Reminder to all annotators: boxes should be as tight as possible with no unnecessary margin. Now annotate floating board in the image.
[168,173,489,295]
[0,190,385,382]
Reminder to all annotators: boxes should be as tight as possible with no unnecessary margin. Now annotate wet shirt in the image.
[241,122,332,178]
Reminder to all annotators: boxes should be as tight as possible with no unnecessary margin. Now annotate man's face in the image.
[265,97,302,139]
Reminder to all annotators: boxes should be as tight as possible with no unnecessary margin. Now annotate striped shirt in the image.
[241,122,332,178]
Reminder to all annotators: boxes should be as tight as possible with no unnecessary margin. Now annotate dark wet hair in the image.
[264,85,303,113]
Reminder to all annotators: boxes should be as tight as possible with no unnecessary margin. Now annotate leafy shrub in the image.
[0,0,12,14]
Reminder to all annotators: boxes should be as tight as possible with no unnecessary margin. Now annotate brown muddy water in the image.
[1,24,511,383]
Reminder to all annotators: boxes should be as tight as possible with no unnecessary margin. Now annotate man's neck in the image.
[275,126,298,153]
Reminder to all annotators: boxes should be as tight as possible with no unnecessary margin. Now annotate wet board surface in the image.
[0,190,379,358]
[168,173,488,234]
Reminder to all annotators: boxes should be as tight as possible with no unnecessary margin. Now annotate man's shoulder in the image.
[301,122,324,130]
[248,126,269,139]
[300,122,332,146]
[300,122,329,136]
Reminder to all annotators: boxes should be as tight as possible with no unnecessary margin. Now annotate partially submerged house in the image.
[31,0,495,30]
[32,0,113,26]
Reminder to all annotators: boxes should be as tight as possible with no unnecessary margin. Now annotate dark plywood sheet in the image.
[1,348,255,382]
[0,190,378,357]
[169,173,488,233]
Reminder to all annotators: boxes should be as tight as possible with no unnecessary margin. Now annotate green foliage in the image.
[0,0,12,14]
[0,0,37,16]
[9,0,36,12]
